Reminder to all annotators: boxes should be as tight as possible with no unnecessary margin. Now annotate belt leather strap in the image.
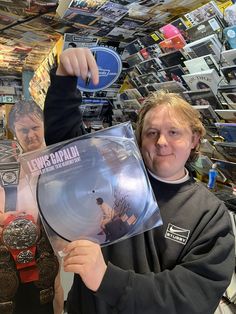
[4,185,17,212]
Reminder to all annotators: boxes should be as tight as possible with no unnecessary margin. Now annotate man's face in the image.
[141,105,199,181]
[14,114,45,152]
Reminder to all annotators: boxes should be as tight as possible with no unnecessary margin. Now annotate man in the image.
[44,47,234,314]
[0,100,63,314]
[96,197,114,233]
[8,100,45,152]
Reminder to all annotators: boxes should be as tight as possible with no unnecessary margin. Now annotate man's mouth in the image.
[156,153,172,157]
[27,141,38,145]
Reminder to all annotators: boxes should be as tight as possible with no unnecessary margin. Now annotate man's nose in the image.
[27,129,34,137]
[156,133,168,146]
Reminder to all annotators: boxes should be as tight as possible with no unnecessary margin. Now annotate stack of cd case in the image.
[20,122,162,253]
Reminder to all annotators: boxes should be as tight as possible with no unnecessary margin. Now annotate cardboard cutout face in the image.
[13,114,45,153]
[8,101,45,153]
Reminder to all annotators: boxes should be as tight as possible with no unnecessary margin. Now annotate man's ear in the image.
[191,133,200,149]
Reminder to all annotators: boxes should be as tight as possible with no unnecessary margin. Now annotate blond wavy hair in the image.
[135,90,206,161]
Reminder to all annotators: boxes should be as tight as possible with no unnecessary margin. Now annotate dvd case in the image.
[20,122,162,253]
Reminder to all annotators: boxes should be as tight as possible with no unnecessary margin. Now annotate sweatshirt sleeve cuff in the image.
[95,262,131,307]
[49,68,78,92]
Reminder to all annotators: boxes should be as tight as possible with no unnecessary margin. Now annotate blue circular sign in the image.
[77,46,122,92]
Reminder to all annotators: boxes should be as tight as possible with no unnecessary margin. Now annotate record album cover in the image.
[184,54,220,74]
[63,33,98,50]
[119,88,142,101]
[221,48,236,67]
[214,142,236,163]
[182,69,223,96]
[185,16,223,42]
[136,58,162,75]
[161,65,186,86]
[221,65,236,85]
[215,122,236,142]
[126,52,144,68]
[20,123,162,253]
[217,85,236,109]
[57,0,107,16]
[194,104,220,131]
[158,50,187,68]
[122,99,142,110]
[183,89,223,110]
[215,109,236,121]
[183,34,222,62]
[184,1,223,26]
[224,3,236,27]
[152,81,186,93]
[224,26,236,55]
[137,72,160,85]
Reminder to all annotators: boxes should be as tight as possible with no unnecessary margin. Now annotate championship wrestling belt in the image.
[34,227,59,304]
[0,244,19,314]
[0,140,21,211]
[2,214,40,283]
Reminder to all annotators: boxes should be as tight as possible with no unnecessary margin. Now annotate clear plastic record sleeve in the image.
[20,122,162,254]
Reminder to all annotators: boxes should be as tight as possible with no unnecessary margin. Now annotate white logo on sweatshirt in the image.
[165,223,190,245]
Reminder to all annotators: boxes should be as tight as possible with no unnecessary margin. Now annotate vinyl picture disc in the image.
[36,137,151,244]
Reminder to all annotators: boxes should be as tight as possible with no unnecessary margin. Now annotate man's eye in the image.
[169,130,179,136]
[147,131,158,137]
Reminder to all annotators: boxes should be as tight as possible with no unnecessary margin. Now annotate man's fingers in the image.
[75,51,88,79]
[86,50,99,85]
[58,47,99,82]
[64,239,98,253]
[60,56,75,76]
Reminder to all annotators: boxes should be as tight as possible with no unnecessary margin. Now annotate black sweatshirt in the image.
[44,72,235,314]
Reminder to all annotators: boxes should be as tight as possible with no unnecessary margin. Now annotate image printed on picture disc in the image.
[36,136,152,244]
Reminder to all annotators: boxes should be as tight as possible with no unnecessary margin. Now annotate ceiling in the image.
[0,0,227,75]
